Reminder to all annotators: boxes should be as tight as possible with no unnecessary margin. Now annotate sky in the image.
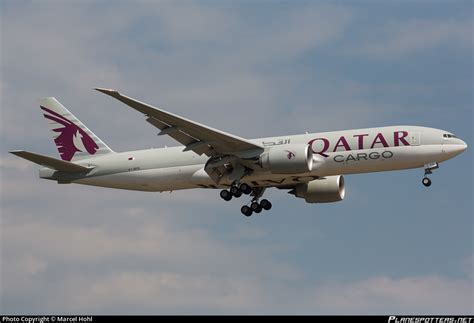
[0,0,473,314]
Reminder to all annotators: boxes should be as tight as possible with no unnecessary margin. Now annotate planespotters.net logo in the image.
[388,317,473,323]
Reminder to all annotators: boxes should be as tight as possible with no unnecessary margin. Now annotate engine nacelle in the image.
[260,144,313,174]
[292,175,345,203]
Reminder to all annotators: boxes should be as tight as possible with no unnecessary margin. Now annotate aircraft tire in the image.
[220,190,232,201]
[230,185,240,195]
[250,202,260,211]
[240,183,252,195]
[241,205,252,217]
[260,199,272,210]
[422,177,432,187]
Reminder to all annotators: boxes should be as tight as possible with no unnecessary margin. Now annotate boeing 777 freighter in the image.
[11,88,468,216]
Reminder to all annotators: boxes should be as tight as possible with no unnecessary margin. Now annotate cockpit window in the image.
[443,133,457,139]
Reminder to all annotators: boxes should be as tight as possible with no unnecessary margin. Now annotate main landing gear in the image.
[422,162,438,187]
[241,199,272,217]
[219,183,251,201]
[220,184,272,217]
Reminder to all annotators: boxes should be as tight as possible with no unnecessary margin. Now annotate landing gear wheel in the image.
[254,205,262,214]
[422,177,432,187]
[239,183,252,195]
[241,205,253,217]
[233,191,242,198]
[230,186,240,196]
[220,190,232,201]
[260,199,272,211]
[250,202,260,212]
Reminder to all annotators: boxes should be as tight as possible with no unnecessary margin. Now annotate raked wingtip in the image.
[94,87,119,95]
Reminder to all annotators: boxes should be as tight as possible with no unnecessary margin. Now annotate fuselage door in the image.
[410,132,420,146]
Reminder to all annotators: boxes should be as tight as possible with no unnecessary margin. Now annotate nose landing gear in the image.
[422,162,438,187]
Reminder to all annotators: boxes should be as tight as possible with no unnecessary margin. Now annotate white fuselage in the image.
[41,125,467,192]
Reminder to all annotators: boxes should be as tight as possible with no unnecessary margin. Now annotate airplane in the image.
[10,88,468,217]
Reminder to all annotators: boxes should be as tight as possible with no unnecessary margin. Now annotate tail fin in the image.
[40,97,114,161]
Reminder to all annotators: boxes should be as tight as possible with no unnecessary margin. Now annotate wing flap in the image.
[146,116,197,147]
[10,150,92,173]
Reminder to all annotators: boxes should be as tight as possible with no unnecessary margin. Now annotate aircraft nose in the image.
[442,139,468,159]
[459,140,468,153]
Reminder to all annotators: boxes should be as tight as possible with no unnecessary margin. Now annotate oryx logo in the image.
[285,150,296,160]
[41,106,99,161]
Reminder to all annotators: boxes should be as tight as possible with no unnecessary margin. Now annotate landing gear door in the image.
[410,132,420,146]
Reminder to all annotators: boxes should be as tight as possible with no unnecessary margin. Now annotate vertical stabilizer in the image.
[40,97,114,161]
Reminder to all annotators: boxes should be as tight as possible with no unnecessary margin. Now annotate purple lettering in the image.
[394,131,410,146]
[333,136,351,152]
[353,133,369,149]
[308,138,330,157]
[370,133,389,149]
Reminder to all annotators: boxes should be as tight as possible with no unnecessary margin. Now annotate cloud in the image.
[0,2,357,149]
[3,204,472,314]
[47,271,264,314]
[357,18,472,59]
[2,167,472,314]
[3,207,472,314]
[0,162,299,313]
[0,204,294,314]
[229,5,353,65]
[0,155,33,171]
[307,275,473,314]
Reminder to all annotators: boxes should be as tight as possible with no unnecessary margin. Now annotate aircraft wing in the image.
[95,88,264,157]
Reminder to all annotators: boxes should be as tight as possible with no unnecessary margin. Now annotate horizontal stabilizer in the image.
[10,150,92,173]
